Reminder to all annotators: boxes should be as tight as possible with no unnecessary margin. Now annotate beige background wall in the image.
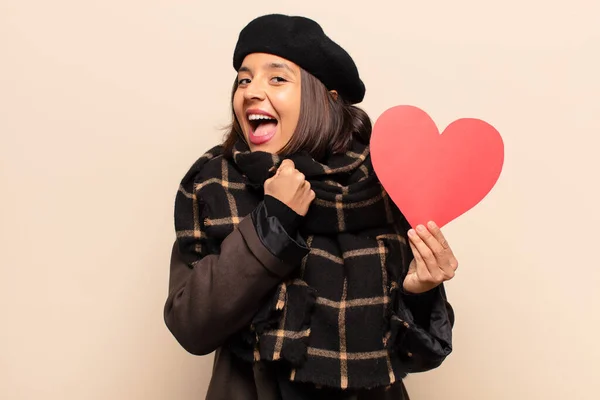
[1,1,599,399]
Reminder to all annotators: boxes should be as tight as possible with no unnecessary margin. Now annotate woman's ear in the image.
[329,90,339,101]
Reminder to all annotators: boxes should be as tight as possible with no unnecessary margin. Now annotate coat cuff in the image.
[389,284,455,372]
[243,202,310,276]
[263,195,303,235]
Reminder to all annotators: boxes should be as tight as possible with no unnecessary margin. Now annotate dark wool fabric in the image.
[174,138,453,391]
[233,14,366,104]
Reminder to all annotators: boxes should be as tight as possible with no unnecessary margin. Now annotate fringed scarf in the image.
[174,138,453,391]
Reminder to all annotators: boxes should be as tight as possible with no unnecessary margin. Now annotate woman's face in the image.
[233,53,302,154]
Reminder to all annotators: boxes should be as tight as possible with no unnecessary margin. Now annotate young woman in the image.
[165,14,457,400]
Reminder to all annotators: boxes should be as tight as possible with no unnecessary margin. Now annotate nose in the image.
[243,79,266,101]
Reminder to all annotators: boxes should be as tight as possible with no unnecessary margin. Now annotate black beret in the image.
[233,14,366,104]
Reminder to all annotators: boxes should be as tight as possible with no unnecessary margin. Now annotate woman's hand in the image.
[403,221,459,294]
[264,159,316,216]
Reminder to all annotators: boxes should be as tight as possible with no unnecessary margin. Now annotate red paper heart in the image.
[371,105,504,228]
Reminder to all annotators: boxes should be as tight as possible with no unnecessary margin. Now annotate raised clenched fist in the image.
[264,159,316,216]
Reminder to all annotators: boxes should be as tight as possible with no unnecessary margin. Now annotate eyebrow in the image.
[238,62,296,75]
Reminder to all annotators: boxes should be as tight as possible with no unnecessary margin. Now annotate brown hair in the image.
[222,69,371,161]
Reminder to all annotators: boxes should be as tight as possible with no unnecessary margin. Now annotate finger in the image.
[408,228,438,267]
[299,190,316,216]
[279,159,295,172]
[297,180,309,197]
[426,221,459,273]
[294,171,306,183]
[426,221,449,250]
[408,239,432,281]
[302,180,311,193]
[408,236,424,264]
[305,189,316,207]
[303,183,315,202]
[415,224,446,263]
[408,229,444,281]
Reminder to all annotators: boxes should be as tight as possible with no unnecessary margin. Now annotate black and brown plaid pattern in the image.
[174,139,452,390]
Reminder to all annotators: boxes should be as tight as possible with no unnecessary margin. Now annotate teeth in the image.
[248,114,275,121]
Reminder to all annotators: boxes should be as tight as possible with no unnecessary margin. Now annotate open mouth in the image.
[247,112,278,145]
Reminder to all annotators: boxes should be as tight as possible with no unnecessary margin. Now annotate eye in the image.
[271,76,287,83]
[238,78,250,85]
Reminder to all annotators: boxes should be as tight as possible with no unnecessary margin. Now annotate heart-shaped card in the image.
[370,105,504,228]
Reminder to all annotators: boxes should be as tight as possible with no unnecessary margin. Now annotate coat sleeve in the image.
[392,284,455,372]
[388,209,455,372]
[164,201,309,356]
[401,286,453,331]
